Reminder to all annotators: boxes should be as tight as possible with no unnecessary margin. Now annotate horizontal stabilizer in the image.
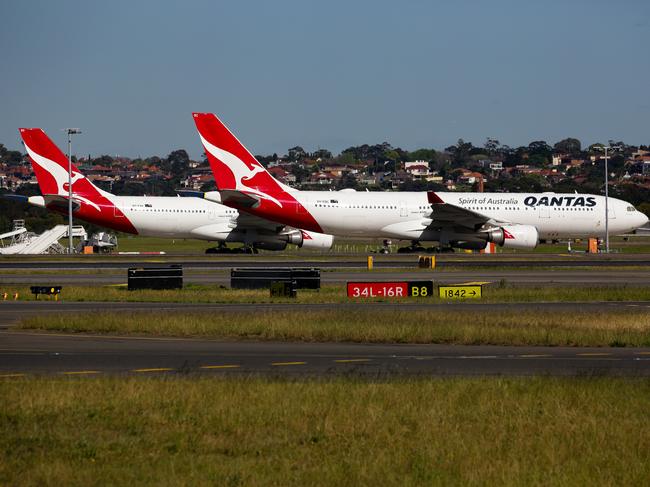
[219,189,261,208]
[42,194,81,211]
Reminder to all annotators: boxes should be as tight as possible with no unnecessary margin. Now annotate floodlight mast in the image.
[593,144,621,253]
[64,128,82,253]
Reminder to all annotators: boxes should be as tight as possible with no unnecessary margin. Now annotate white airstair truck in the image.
[0,220,87,255]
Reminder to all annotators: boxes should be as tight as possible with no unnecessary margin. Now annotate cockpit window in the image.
[627,206,635,212]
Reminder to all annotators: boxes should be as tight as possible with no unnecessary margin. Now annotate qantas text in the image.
[523,196,596,207]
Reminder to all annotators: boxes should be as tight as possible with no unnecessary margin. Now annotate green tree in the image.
[553,138,581,155]
[408,148,438,163]
[288,146,307,162]
[445,139,474,167]
[167,149,190,175]
[484,138,500,155]
[290,163,311,183]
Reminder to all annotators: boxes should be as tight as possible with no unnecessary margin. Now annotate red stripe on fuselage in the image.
[47,202,138,235]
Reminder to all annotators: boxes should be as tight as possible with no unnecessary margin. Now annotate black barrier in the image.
[127,265,183,290]
[30,286,62,300]
[231,268,320,290]
[270,280,297,298]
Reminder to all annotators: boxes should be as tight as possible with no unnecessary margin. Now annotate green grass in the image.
[19,308,650,347]
[114,236,352,254]
[113,234,650,254]
[106,236,650,256]
[3,283,650,304]
[115,236,211,253]
[10,233,648,255]
[1,376,649,486]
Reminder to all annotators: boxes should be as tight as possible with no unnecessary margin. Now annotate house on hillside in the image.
[404,160,431,178]
[456,170,486,185]
[268,166,297,184]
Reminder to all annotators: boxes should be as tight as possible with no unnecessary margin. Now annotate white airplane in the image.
[192,112,649,251]
[17,128,334,252]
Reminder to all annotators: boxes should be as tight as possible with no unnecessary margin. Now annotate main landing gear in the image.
[396,240,455,254]
[205,244,258,254]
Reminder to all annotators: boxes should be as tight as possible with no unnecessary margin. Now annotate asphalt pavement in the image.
[2,330,649,378]
[1,300,650,377]
[1,255,649,378]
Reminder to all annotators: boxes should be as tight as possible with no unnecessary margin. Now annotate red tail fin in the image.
[18,128,138,234]
[191,112,323,233]
[19,128,102,198]
[192,113,290,197]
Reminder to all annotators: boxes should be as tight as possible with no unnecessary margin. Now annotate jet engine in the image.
[482,224,539,250]
[252,230,334,251]
[282,229,334,250]
[253,239,288,251]
[453,239,488,250]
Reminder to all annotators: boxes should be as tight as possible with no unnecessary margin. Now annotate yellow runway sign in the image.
[439,285,482,299]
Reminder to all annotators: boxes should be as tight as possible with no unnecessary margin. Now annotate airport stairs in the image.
[0,222,87,254]
[0,226,28,241]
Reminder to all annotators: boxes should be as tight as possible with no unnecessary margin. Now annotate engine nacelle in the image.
[301,232,334,250]
[483,225,539,250]
[251,230,334,251]
[454,239,488,250]
[253,239,288,251]
[283,229,334,250]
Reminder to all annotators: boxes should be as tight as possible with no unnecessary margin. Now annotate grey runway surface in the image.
[1,254,649,378]
[1,301,650,377]
[2,254,650,270]
[2,330,650,378]
[2,269,650,286]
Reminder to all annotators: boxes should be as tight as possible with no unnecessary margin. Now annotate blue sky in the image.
[1,0,648,159]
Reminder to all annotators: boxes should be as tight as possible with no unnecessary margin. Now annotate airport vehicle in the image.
[192,112,649,251]
[17,128,333,251]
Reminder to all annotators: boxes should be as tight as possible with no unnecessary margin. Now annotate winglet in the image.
[427,191,445,204]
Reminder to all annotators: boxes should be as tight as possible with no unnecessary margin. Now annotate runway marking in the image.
[200,364,240,369]
[519,354,552,358]
[132,367,173,373]
[334,359,371,363]
[61,370,101,376]
[0,351,48,356]
[459,355,498,359]
[0,348,49,352]
[576,353,612,357]
[0,373,25,378]
[271,361,306,366]
[4,331,219,343]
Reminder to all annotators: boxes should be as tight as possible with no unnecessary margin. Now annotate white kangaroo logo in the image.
[24,142,102,212]
[199,134,283,208]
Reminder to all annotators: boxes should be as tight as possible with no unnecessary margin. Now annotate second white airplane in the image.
[192,112,648,251]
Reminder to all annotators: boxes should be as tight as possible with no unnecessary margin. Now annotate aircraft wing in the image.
[176,188,260,208]
[427,192,506,230]
[231,211,285,232]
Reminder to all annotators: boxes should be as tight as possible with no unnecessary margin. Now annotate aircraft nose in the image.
[639,212,650,227]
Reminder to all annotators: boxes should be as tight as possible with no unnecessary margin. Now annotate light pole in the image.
[594,145,620,253]
[64,128,82,253]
